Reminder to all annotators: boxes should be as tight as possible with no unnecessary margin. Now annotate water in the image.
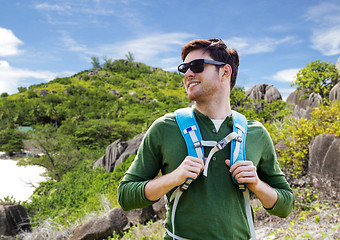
[0,155,46,202]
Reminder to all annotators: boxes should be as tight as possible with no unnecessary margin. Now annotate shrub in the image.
[276,102,340,177]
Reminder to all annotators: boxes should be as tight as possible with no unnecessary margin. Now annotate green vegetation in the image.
[292,60,339,102]
[0,58,339,239]
[275,102,340,177]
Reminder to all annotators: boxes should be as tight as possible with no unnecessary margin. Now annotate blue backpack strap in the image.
[230,110,248,188]
[175,107,204,190]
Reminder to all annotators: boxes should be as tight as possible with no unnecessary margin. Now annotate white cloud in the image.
[35,3,71,12]
[225,36,296,55]
[61,32,195,67]
[271,68,300,83]
[0,60,66,94]
[110,33,195,61]
[305,2,340,24]
[34,1,115,16]
[305,2,340,56]
[311,26,340,56]
[0,27,23,57]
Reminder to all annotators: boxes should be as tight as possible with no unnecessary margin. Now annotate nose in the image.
[184,67,194,76]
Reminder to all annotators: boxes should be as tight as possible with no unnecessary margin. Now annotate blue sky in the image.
[1,0,340,100]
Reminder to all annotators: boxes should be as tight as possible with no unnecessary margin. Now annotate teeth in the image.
[188,82,199,88]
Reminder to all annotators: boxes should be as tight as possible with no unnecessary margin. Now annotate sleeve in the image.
[117,118,166,211]
[256,124,295,218]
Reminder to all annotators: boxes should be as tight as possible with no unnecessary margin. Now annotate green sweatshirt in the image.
[118,109,294,240]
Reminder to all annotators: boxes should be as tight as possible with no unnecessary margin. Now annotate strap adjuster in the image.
[193,141,202,148]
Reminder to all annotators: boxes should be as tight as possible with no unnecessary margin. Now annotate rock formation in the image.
[71,198,166,240]
[93,133,145,172]
[0,203,31,237]
[246,83,282,102]
[286,90,322,119]
[308,133,340,197]
[329,82,340,102]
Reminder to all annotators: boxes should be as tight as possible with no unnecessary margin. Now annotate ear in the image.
[220,64,232,81]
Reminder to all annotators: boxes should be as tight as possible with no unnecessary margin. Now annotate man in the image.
[118,38,294,240]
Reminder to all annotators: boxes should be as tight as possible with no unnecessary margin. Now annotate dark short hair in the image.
[181,38,239,91]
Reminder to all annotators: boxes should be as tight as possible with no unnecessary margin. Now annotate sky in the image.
[1,0,340,100]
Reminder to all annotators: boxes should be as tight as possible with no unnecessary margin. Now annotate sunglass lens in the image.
[178,63,189,73]
[190,61,204,73]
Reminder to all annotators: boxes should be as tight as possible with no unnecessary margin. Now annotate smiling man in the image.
[118,38,294,240]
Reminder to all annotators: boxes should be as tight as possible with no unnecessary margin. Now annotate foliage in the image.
[91,56,101,69]
[109,220,165,240]
[0,59,189,152]
[16,125,97,181]
[125,51,135,62]
[0,128,27,155]
[0,92,9,97]
[24,154,135,227]
[291,60,339,101]
[276,101,340,177]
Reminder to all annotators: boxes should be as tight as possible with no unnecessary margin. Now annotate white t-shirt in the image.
[210,119,225,132]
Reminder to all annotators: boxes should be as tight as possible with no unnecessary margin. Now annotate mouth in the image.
[187,81,200,89]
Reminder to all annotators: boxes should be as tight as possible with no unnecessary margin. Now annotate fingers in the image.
[225,160,258,184]
[174,156,204,185]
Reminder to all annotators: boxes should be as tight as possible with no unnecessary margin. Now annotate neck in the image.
[194,96,232,119]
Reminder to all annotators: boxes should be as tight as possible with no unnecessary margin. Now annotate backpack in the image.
[165,107,256,240]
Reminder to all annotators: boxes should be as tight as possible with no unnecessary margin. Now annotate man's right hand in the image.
[171,156,205,186]
[144,156,204,201]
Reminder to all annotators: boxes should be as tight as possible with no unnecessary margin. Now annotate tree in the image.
[91,56,101,69]
[18,87,27,93]
[1,92,9,98]
[17,125,94,181]
[291,60,339,100]
[125,51,135,62]
[0,128,27,155]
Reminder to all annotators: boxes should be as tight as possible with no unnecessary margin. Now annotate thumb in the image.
[225,159,230,167]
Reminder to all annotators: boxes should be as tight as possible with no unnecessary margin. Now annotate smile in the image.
[188,82,200,88]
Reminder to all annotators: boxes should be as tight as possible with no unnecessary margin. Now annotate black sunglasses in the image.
[178,59,226,74]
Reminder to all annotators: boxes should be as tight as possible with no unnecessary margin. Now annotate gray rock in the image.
[71,208,128,240]
[336,56,340,72]
[152,197,166,220]
[126,205,155,226]
[246,84,282,102]
[308,92,322,108]
[308,134,340,196]
[287,90,322,119]
[93,133,145,172]
[110,89,121,97]
[0,203,31,237]
[39,89,49,96]
[286,89,309,109]
[329,82,340,102]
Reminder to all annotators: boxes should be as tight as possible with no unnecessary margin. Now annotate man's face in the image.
[182,49,223,102]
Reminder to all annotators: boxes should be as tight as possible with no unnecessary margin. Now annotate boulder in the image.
[110,89,121,97]
[71,208,128,240]
[87,68,100,76]
[39,89,49,96]
[152,197,166,220]
[329,82,340,102]
[93,133,145,172]
[287,90,322,119]
[126,205,155,226]
[286,89,309,109]
[308,134,340,198]
[0,202,31,237]
[71,202,165,240]
[246,84,282,103]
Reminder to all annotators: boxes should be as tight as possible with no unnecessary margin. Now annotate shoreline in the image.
[0,152,29,160]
